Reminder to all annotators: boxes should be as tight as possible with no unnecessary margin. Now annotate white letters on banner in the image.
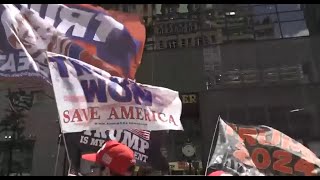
[48,53,183,133]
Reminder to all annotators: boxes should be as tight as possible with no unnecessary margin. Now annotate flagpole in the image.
[204,116,220,176]
[54,133,62,176]
[40,85,72,175]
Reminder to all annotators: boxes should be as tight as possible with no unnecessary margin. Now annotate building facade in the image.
[1,4,320,176]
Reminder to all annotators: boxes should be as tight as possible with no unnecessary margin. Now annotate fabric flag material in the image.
[0,4,145,84]
[48,53,183,132]
[64,130,168,175]
[208,118,320,176]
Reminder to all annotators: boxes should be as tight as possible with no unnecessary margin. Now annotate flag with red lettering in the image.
[0,4,145,89]
[207,118,320,176]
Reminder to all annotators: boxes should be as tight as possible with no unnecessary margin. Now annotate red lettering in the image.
[135,107,144,120]
[158,113,167,122]
[169,115,177,126]
[251,148,271,169]
[90,107,100,119]
[72,109,83,122]
[108,107,119,119]
[82,109,89,120]
[238,127,258,146]
[294,158,315,176]
[120,106,134,119]
[273,150,293,174]
[232,142,255,167]
[144,109,151,121]
[151,111,157,121]
[63,110,70,123]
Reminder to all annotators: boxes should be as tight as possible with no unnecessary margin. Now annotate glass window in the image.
[253,14,278,25]
[181,39,186,47]
[255,23,282,40]
[159,41,164,49]
[276,4,301,12]
[253,4,277,15]
[187,38,192,47]
[280,20,309,38]
[211,35,216,43]
[167,23,173,33]
[167,40,177,49]
[278,11,305,22]
[203,36,209,45]
[195,37,202,47]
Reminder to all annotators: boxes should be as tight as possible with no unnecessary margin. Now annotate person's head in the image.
[82,140,136,176]
[208,170,233,176]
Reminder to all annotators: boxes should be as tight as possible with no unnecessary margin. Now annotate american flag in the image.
[127,129,150,141]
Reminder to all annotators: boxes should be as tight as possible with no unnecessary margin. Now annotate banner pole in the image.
[54,133,62,176]
[204,116,220,176]
[58,117,72,175]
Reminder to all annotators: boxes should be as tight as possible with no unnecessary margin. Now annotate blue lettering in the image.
[108,77,132,103]
[49,57,69,77]
[70,60,92,76]
[80,79,107,103]
[132,84,152,106]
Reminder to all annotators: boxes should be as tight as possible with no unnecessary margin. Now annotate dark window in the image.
[211,35,216,43]
[253,5,277,15]
[195,37,203,46]
[277,4,301,12]
[278,11,305,22]
[187,38,192,47]
[203,36,209,45]
[253,14,278,25]
[254,23,282,40]
[159,41,164,49]
[167,40,177,49]
[181,39,186,47]
[158,26,163,34]
[167,23,173,33]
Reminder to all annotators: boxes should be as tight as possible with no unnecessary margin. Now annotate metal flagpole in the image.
[204,116,220,176]
[54,134,62,176]
[58,117,72,176]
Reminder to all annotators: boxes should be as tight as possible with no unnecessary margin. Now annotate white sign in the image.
[48,54,183,133]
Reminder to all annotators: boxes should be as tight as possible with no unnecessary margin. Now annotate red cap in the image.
[208,170,232,176]
[82,140,136,176]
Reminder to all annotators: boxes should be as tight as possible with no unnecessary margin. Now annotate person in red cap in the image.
[208,170,233,176]
[81,140,136,176]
